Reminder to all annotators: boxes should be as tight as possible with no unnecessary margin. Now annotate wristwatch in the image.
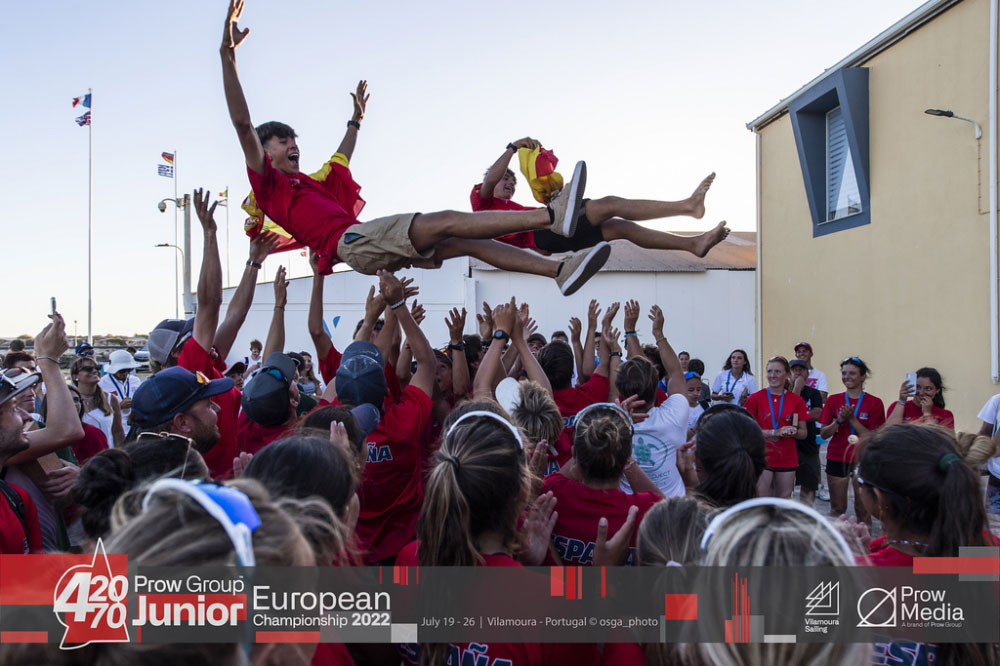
[493,329,511,342]
[448,341,467,352]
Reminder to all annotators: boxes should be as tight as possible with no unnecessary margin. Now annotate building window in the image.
[825,106,862,223]
[788,67,870,237]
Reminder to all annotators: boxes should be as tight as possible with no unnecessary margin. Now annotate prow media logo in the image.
[857,588,897,628]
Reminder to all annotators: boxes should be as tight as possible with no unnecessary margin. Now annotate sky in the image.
[2,0,930,337]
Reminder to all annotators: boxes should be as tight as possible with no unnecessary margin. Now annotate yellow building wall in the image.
[758,0,995,430]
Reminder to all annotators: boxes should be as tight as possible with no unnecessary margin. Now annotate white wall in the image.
[219,259,755,379]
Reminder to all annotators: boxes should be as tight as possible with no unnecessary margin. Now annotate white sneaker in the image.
[547,160,587,237]
[555,241,610,296]
[817,485,830,501]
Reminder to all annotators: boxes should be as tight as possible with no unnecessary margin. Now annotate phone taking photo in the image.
[904,372,917,393]
[50,297,57,316]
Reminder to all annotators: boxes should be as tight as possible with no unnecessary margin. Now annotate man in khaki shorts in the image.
[221,0,608,295]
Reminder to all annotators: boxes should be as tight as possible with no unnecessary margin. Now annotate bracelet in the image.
[506,142,518,152]
[654,336,666,344]
[36,356,59,365]
[274,306,284,311]
[347,120,361,130]
[246,260,262,269]
[390,299,406,310]
[610,351,622,357]
[624,331,638,337]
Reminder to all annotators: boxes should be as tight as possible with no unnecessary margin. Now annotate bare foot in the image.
[693,220,729,257]
[688,172,715,219]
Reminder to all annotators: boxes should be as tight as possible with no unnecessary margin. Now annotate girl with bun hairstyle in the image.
[819,356,885,521]
[741,356,808,499]
[542,403,663,567]
[396,402,600,666]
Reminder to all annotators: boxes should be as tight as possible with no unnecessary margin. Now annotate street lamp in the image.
[154,244,186,319]
[157,195,194,318]
[924,108,983,139]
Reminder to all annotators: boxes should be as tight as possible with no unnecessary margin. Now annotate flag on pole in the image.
[157,164,174,178]
[75,111,92,126]
[161,152,175,165]
[72,93,91,108]
[217,187,229,206]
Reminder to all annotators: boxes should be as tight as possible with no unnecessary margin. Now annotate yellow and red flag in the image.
[518,146,564,204]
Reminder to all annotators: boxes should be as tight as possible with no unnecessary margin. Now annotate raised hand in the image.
[603,326,622,355]
[251,230,281,266]
[399,276,419,301]
[518,491,558,566]
[364,285,385,321]
[567,317,582,342]
[351,80,370,123]
[410,300,426,326]
[232,451,253,478]
[898,380,914,402]
[623,299,640,332]
[587,299,601,330]
[593,505,639,567]
[222,0,251,51]
[601,301,620,332]
[193,188,218,234]
[34,313,69,359]
[478,301,494,339]
[445,307,467,344]
[377,269,404,305]
[648,304,665,337]
[273,265,288,307]
[512,137,540,150]
[494,300,516,335]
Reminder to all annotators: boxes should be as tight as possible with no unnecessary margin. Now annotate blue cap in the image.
[335,341,386,410]
[148,318,195,365]
[241,353,296,427]
[131,366,234,427]
[75,342,94,356]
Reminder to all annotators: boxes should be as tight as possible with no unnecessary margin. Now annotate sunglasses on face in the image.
[78,365,99,373]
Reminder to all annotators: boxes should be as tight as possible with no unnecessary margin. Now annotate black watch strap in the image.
[448,341,467,352]
[493,329,511,341]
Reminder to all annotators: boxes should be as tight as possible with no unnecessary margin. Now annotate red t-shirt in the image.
[248,155,360,275]
[355,385,433,563]
[654,387,668,407]
[177,339,242,480]
[71,423,109,466]
[0,483,42,554]
[541,473,660,566]
[743,389,809,469]
[550,373,611,474]
[469,184,538,249]
[820,392,886,463]
[396,542,602,666]
[236,411,292,455]
[317,345,343,386]
[887,400,955,430]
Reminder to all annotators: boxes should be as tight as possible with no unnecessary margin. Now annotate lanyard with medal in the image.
[767,389,786,438]
[843,392,865,434]
[725,371,737,396]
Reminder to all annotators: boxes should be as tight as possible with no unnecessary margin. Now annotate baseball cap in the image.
[130,366,234,427]
[789,359,809,370]
[527,333,547,346]
[107,349,139,374]
[286,352,305,370]
[225,361,247,377]
[148,318,195,366]
[0,370,41,407]
[241,353,297,427]
[75,342,94,356]
[793,341,812,352]
[335,341,387,410]
[349,403,381,438]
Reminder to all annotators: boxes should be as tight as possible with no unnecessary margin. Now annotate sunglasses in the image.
[78,365,100,373]
[684,371,701,381]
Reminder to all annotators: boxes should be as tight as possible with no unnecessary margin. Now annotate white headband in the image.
[700,497,855,561]
[447,410,525,450]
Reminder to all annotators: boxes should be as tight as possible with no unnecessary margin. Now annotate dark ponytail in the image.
[693,406,766,508]
[859,424,988,557]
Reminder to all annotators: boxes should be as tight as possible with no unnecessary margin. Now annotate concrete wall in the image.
[220,258,756,381]
[756,0,994,429]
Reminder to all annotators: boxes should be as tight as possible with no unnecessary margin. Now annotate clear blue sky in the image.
[2,0,928,337]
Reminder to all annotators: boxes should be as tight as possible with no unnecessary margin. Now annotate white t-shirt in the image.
[83,408,116,449]
[687,402,705,433]
[976,394,1000,478]
[622,393,689,498]
[806,368,829,394]
[98,374,142,433]
[710,370,757,405]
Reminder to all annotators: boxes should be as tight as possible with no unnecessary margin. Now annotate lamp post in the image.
[157,195,194,318]
[924,108,983,139]
[154,244,186,319]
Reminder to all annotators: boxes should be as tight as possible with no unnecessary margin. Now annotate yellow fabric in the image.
[517,147,564,204]
[241,153,350,233]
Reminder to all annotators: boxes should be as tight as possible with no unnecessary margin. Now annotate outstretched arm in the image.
[479,137,539,199]
[214,231,280,359]
[650,305,684,396]
[306,252,333,361]
[193,189,223,353]
[446,307,471,398]
[336,80,368,162]
[220,0,265,174]
[262,265,288,359]
[378,271,433,397]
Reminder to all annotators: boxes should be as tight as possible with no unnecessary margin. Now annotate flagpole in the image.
[225,185,231,287]
[87,87,93,345]
[173,148,179,319]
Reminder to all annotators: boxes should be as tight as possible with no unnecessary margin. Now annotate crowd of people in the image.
[1,2,998,664]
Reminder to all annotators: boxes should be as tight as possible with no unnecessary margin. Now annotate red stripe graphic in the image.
[0,631,47,643]
[913,557,1000,576]
[664,594,698,620]
[550,567,564,597]
[566,567,577,600]
[255,631,321,643]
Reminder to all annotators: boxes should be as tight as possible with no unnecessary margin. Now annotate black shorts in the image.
[533,199,605,252]
[826,460,856,478]
[766,466,798,473]
[795,452,821,491]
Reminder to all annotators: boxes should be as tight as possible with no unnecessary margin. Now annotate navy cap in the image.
[75,342,94,356]
[130,366,234,427]
[349,403,381,438]
[148,318,195,365]
[287,351,305,370]
[335,341,386,410]
[789,359,809,370]
[241,353,296,427]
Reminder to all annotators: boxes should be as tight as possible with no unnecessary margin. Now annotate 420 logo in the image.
[52,540,130,648]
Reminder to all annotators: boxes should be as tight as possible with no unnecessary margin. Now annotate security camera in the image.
[157,201,167,213]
